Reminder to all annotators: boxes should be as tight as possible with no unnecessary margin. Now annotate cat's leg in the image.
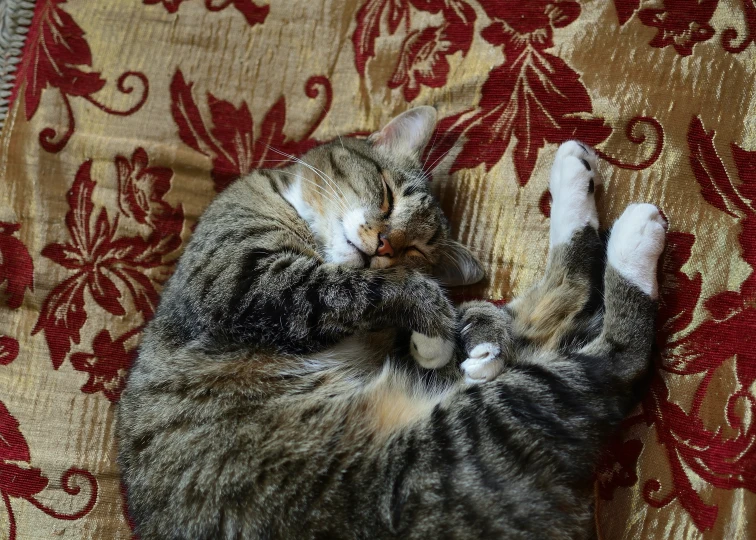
[460,141,603,383]
[578,203,666,391]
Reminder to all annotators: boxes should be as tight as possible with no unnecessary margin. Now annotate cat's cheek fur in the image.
[410,332,455,369]
[328,231,366,267]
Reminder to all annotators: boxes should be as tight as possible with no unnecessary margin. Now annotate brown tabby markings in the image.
[117,108,666,540]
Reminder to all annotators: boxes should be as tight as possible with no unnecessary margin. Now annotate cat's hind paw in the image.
[607,203,667,298]
[549,141,600,247]
[460,343,504,384]
[410,332,454,369]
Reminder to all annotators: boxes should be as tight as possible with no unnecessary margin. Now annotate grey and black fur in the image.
[117,107,666,539]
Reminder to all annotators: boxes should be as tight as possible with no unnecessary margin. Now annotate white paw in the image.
[549,141,600,247]
[410,332,454,369]
[607,203,667,298]
[460,343,504,384]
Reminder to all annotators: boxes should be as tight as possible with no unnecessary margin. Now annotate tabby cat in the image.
[117,107,666,539]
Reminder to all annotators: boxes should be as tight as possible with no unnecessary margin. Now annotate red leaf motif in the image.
[32,273,87,369]
[252,97,288,166]
[688,117,747,217]
[170,70,330,192]
[70,329,136,403]
[353,0,409,75]
[0,402,30,463]
[0,463,48,499]
[638,0,718,56]
[613,0,641,25]
[0,223,34,310]
[429,47,610,183]
[19,0,106,121]
[0,337,19,366]
[732,143,756,208]
[116,147,174,225]
[657,232,702,341]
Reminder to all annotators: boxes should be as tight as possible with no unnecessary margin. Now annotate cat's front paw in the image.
[410,332,455,369]
[460,343,504,384]
[458,301,513,384]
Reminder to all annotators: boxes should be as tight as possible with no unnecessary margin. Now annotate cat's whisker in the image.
[266,146,350,206]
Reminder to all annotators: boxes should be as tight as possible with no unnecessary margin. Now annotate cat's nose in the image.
[376,234,394,257]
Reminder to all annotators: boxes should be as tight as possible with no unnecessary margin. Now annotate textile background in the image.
[0,0,754,538]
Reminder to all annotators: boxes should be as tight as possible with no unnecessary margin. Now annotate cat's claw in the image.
[460,343,504,384]
[410,332,454,369]
[607,203,667,299]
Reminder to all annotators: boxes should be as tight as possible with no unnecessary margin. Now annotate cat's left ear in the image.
[370,106,437,162]
[433,241,485,287]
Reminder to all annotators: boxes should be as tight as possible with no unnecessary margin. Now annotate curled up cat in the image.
[117,106,667,539]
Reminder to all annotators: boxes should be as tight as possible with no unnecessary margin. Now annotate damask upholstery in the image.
[0,0,754,538]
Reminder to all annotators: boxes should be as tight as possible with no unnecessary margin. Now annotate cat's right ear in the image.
[370,106,437,163]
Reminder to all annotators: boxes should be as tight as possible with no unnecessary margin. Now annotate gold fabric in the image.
[0,0,754,537]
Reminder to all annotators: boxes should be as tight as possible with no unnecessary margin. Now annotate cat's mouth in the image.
[345,237,371,267]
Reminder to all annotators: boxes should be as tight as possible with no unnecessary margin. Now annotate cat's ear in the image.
[433,241,485,287]
[370,106,437,162]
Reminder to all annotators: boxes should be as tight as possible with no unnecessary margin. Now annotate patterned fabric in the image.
[0,0,754,537]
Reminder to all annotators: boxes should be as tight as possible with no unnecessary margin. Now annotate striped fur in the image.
[117,122,664,539]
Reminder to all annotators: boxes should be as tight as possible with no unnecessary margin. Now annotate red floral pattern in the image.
[143,0,269,26]
[417,1,612,184]
[354,0,476,101]
[602,117,756,531]
[638,0,718,56]
[13,0,148,153]
[170,70,332,192]
[32,150,183,395]
[0,378,97,539]
[70,328,139,403]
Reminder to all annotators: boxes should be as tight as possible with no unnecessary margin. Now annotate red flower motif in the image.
[12,0,148,153]
[33,155,183,369]
[143,0,269,27]
[170,70,332,192]
[638,0,718,56]
[70,329,137,403]
[479,0,580,51]
[116,148,173,226]
[0,223,33,310]
[0,401,98,540]
[353,0,476,101]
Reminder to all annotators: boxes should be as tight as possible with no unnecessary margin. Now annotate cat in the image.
[117,106,666,540]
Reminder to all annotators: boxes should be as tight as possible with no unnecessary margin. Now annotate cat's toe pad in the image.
[410,332,454,369]
[461,343,504,384]
[608,203,667,298]
[549,141,600,246]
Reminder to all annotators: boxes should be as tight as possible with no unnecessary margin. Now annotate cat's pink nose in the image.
[376,235,394,257]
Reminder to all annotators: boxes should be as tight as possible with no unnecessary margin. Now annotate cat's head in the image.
[283,106,484,287]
